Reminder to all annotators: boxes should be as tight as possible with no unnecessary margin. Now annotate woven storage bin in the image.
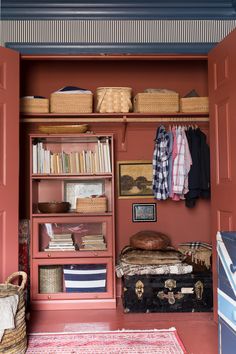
[50,93,93,113]
[0,272,27,354]
[20,97,49,113]
[76,196,107,213]
[39,266,63,293]
[96,87,132,113]
[134,92,179,113]
[180,97,209,113]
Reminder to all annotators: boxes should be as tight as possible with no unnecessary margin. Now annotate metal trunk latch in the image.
[194,281,204,300]
[135,280,144,300]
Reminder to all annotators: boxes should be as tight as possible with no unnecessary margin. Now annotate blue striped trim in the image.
[63,264,106,271]
[64,273,106,281]
[65,287,106,293]
[5,42,216,54]
[218,243,236,295]
[1,1,236,20]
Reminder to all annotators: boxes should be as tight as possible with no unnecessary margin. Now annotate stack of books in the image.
[44,233,76,251]
[79,235,107,251]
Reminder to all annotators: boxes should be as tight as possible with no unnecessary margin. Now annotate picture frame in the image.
[132,203,157,222]
[64,179,104,210]
[117,160,153,198]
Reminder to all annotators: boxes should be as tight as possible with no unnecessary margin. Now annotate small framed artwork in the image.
[117,160,153,198]
[132,203,157,222]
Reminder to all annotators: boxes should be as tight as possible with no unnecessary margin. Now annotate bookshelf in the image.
[29,133,116,310]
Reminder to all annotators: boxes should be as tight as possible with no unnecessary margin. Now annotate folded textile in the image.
[0,294,19,342]
[55,86,92,94]
[116,262,192,278]
[178,241,212,269]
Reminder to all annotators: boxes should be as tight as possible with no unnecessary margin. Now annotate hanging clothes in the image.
[184,127,210,208]
[171,126,192,201]
[152,125,171,200]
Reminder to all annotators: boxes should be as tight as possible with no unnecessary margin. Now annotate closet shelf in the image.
[21,112,209,123]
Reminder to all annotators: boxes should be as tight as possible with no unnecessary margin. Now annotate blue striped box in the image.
[63,264,107,293]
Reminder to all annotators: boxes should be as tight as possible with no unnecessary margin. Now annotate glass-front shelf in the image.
[39,263,107,294]
[32,217,113,258]
[31,258,113,300]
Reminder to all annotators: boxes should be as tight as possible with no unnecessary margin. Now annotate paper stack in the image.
[44,233,76,251]
[80,235,107,251]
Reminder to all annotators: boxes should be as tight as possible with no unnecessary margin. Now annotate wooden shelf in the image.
[31,174,113,180]
[32,211,113,217]
[21,112,209,123]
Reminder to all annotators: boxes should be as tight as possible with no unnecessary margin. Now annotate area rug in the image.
[26,328,187,353]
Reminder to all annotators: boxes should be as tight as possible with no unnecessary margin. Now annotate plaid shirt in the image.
[152,125,171,200]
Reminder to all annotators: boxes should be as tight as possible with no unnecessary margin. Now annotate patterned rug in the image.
[26,328,186,353]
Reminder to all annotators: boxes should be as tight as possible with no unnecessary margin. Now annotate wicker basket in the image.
[180,97,209,113]
[0,272,27,354]
[39,266,63,293]
[50,93,93,113]
[96,87,132,113]
[76,196,107,213]
[134,92,179,113]
[20,97,49,113]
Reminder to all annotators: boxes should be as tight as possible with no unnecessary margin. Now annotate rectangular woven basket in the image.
[20,97,49,113]
[180,97,209,113]
[134,92,179,113]
[50,93,93,113]
[76,196,107,213]
[39,266,63,293]
[96,87,132,113]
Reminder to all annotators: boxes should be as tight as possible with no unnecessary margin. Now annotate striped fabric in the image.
[63,264,107,293]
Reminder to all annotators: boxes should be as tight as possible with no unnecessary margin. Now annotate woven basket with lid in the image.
[0,271,27,354]
[96,87,132,113]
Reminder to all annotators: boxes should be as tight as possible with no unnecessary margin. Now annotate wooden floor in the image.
[28,299,218,354]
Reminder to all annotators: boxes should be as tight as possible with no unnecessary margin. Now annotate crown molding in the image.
[1,1,236,20]
[5,42,216,55]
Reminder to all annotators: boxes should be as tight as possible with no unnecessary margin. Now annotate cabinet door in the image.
[0,47,19,282]
[208,28,236,320]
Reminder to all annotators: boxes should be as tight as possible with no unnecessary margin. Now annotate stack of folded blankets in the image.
[116,230,193,278]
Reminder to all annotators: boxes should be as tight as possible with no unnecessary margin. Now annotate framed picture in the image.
[64,180,104,210]
[132,203,157,222]
[117,160,153,198]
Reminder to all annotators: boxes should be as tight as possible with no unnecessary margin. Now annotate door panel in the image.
[0,47,19,282]
[209,28,236,320]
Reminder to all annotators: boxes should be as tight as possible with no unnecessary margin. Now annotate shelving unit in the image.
[29,133,116,310]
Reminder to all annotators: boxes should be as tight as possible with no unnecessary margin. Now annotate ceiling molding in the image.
[1,1,236,20]
[5,42,216,55]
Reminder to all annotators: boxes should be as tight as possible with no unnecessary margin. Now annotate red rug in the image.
[26,328,187,353]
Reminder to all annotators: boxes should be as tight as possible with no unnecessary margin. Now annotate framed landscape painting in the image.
[117,160,153,198]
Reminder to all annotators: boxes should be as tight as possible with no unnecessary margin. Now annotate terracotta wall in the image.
[114,125,211,256]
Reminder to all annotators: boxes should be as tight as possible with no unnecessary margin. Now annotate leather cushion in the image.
[130,230,170,250]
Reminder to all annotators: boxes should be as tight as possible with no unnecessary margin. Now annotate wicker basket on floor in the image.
[0,271,27,354]
[96,87,132,113]
[76,196,107,213]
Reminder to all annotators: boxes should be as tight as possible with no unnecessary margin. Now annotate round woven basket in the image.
[0,271,27,354]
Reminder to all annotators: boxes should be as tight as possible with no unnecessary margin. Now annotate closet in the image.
[0,27,236,320]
